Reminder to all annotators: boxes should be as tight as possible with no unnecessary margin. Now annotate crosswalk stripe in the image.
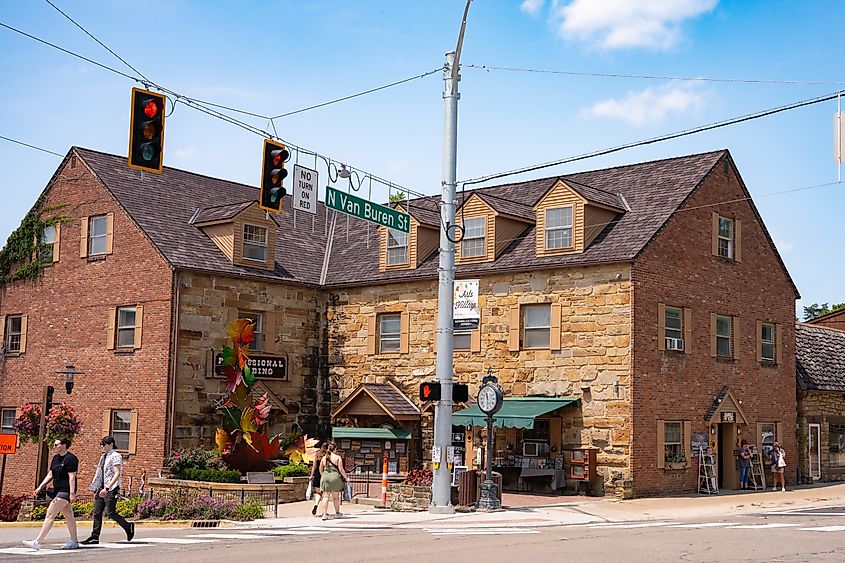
[728,523,798,529]
[799,526,845,532]
[85,543,148,549]
[669,523,741,528]
[587,522,674,529]
[186,534,266,540]
[134,537,216,544]
[248,530,329,536]
[427,530,540,535]
[0,547,65,555]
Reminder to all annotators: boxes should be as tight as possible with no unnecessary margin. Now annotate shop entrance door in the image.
[809,423,821,480]
[718,423,738,489]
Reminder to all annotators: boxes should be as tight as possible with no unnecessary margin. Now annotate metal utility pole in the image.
[431,0,471,513]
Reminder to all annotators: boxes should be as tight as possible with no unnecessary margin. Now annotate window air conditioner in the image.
[665,337,684,351]
[522,442,540,457]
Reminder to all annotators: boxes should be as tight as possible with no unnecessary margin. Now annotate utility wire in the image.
[0,135,64,157]
[466,64,845,86]
[271,67,443,119]
[461,89,845,186]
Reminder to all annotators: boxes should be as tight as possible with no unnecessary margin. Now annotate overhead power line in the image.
[465,64,845,86]
[0,135,64,157]
[461,89,845,186]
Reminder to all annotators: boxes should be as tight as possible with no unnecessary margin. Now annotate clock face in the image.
[478,386,498,413]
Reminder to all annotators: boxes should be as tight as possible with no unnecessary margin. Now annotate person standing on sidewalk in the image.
[23,437,80,551]
[770,442,787,492]
[81,436,135,545]
[318,442,348,521]
[738,439,752,490]
[309,444,328,516]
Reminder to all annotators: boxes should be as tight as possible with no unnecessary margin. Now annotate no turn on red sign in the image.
[0,434,17,454]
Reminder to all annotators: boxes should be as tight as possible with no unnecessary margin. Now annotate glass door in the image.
[809,423,821,480]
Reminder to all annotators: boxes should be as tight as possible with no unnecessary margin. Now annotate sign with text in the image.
[453,279,480,330]
[325,186,410,233]
[0,434,17,454]
[216,354,288,380]
[292,164,318,215]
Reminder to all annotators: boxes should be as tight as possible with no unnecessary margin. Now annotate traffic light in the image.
[259,139,290,212]
[419,382,441,402]
[128,87,166,173]
[453,383,469,403]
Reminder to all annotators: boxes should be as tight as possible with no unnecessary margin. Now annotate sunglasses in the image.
[53,443,62,447]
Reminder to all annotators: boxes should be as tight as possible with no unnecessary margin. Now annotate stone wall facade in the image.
[797,390,845,483]
[0,155,173,497]
[329,264,632,495]
[173,271,329,449]
[631,155,798,495]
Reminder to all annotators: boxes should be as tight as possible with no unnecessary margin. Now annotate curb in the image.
[0,520,237,529]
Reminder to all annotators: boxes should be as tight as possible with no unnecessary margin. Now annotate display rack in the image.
[698,448,718,494]
[749,445,766,491]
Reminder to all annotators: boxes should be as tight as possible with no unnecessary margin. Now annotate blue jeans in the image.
[739,465,751,485]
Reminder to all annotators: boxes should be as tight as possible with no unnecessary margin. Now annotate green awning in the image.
[331,427,412,440]
[452,397,580,429]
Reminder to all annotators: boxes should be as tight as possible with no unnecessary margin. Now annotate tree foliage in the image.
[803,302,845,321]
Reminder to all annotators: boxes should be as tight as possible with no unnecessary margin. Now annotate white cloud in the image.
[552,0,717,50]
[582,83,707,126]
[521,0,545,17]
[171,145,200,161]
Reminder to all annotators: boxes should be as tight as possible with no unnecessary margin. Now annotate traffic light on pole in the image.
[128,87,166,173]
[419,382,441,402]
[259,139,289,212]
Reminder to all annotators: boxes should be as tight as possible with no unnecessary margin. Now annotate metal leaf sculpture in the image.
[284,434,320,464]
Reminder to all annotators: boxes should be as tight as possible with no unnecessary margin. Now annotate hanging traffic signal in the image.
[259,139,289,212]
[419,382,441,402]
[128,87,166,173]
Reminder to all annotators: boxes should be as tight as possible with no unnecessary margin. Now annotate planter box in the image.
[665,462,688,471]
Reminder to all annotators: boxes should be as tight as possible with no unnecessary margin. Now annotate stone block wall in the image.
[797,390,845,482]
[329,263,632,494]
[173,271,328,449]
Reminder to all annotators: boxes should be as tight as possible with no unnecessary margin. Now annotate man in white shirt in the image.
[81,436,135,544]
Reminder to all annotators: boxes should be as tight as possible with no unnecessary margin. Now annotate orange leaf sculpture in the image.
[284,434,320,464]
[253,393,271,426]
[215,427,230,455]
[227,319,255,347]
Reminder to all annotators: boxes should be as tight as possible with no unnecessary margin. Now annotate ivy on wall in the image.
[0,194,72,287]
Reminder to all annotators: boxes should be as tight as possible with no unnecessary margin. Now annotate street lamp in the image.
[34,365,84,490]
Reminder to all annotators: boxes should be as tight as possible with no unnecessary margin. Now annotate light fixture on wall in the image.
[710,426,716,435]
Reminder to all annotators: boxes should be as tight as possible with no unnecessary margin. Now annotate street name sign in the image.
[292,164,318,215]
[325,186,410,233]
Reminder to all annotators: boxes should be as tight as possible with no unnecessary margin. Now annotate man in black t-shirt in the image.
[23,437,80,551]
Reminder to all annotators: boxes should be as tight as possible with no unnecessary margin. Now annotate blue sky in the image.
[1,0,843,316]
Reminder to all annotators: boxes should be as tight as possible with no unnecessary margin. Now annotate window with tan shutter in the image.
[760,322,775,362]
[89,215,108,256]
[0,408,15,434]
[715,314,732,358]
[108,306,143,350]
[378,313,401,353]
[239,311,264,352]
[104,409,138,454]
[116,307,137,348]
[522,304,551,349]
[41,225,57,263]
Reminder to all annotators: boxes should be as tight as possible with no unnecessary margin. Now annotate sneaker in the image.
[781,487,786,492]
[22,540,40,551]
[772,487,777,491]
[80,537,99,545]
[311,504,318,516]
[62,541,80,550]
[127,522,135,542]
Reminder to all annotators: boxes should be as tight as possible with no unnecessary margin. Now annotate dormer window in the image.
[386,228,408,265]
[243,224,268,262]
[545,207,573,250]
[461,217,486,258]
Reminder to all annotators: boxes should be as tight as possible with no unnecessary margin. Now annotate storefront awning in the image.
[452,397,580,429]
[331,427,412,440]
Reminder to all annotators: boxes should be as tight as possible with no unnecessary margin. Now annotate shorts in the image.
[47,489,70,501]
[771,466,784,474]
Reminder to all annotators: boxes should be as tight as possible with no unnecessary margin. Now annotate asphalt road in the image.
[1,506,844,562]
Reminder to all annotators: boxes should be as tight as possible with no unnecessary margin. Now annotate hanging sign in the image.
[720,412,736,423]
[453,279,480,330]
[292,165,318,215]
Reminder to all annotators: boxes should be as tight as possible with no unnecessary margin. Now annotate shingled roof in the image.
[68,147,765,290]
[796,324,845,392]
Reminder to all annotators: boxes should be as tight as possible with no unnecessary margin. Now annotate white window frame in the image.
[386,228,408,266]
[522,304,551,349]
[4,315,22,353]
[716,314,732,358]
[242,224,268,262]
[41,225,56,262]
[664,306,683,341]
[110,409,132,452]
[545,206,573,250]
[761,322,775,362]
[89,215,108,256]
[1,407,15,434]
[829,422,845,469]
[664,421,684,463]
[116,306,136,349]
[239,311,264,352]
[461,217,486,258]
[378,313,401,353]
[717,216,734,259]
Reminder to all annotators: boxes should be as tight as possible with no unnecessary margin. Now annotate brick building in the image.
[0,146,798,498]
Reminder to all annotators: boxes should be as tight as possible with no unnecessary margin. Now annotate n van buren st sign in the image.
[325,186,410,233]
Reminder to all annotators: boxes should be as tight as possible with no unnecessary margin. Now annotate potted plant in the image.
[13,403,41,444]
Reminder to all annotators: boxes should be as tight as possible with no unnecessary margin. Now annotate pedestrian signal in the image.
[419,382,441,402]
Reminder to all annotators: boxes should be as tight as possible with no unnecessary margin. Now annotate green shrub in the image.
[165,448,226,477]
[235,498,265,521]
[272,462,309,479]
[30,500,94,521]
[116,496,143,518]
[181,469,242,483]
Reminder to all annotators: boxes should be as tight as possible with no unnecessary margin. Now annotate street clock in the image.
[477,383,503,415]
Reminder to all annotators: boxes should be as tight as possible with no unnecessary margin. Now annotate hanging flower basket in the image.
[13,402,41,444]
[44,402,81,443]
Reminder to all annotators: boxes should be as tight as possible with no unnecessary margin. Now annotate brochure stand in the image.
[698,448,718,494]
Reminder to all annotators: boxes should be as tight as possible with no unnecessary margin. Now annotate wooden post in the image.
[0,454,6,496]
[34,385,53,490]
